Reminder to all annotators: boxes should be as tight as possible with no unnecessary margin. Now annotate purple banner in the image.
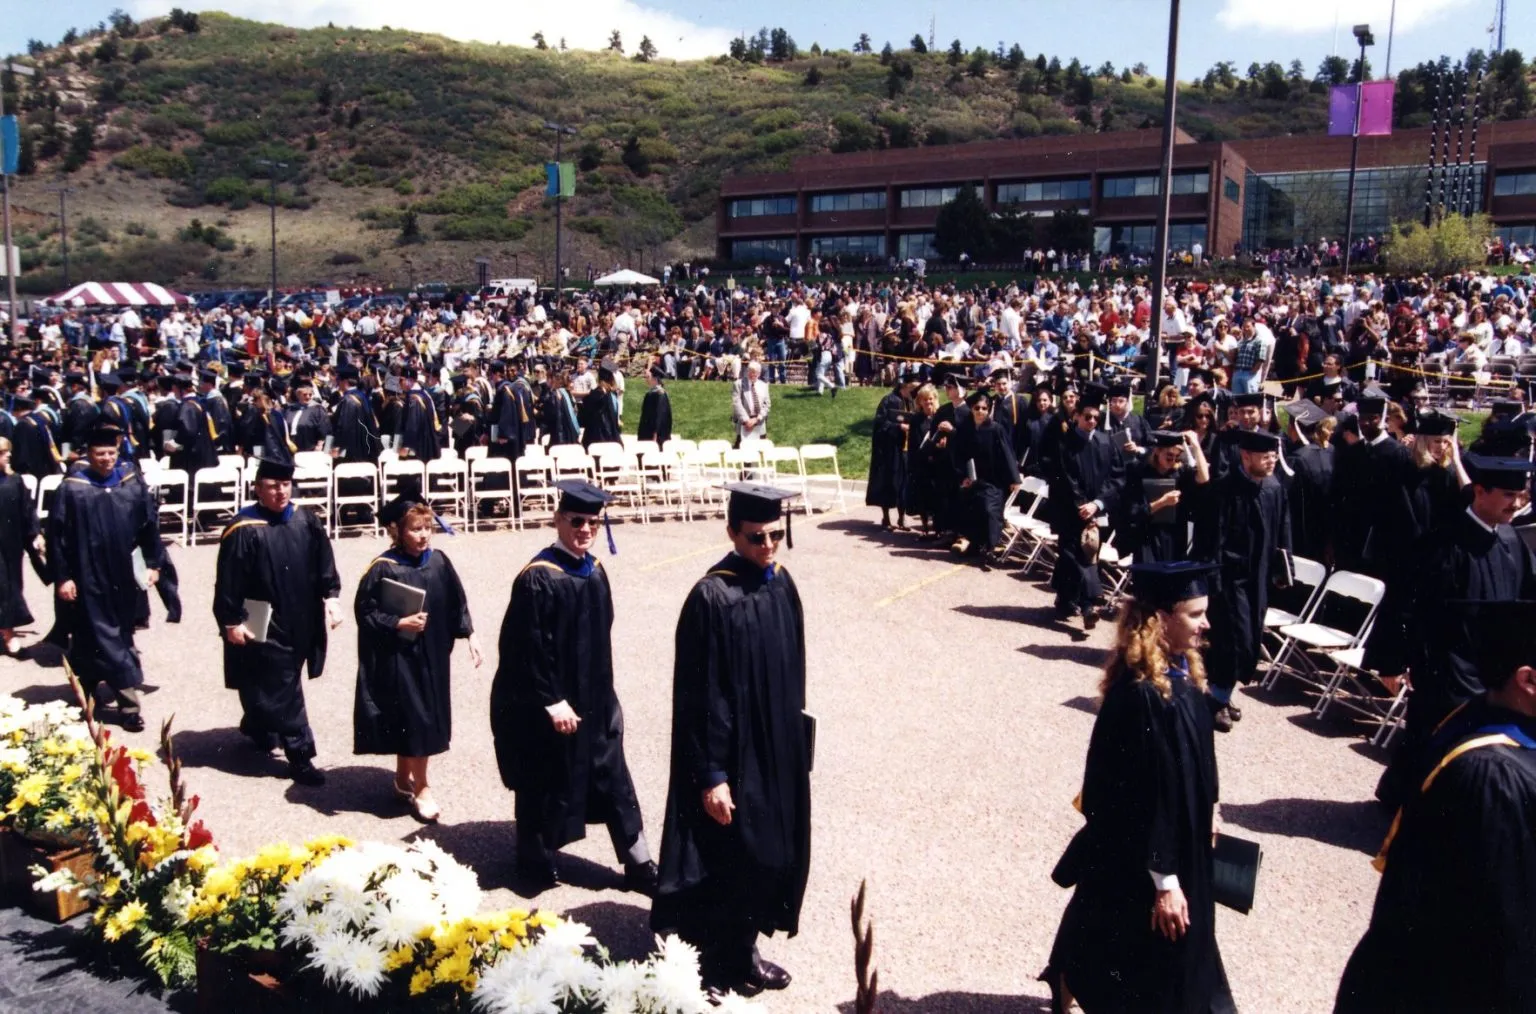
[1328,81,1395,137]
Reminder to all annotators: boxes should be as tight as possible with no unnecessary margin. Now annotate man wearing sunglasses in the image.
[654,483,811,1000]
[490,479,656,896]
[1046,385,1126,629]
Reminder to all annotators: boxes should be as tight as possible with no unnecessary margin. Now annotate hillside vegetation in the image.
[2,12,1530,292]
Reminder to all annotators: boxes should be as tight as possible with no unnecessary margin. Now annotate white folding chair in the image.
[1311,647,1407,745]
[20,473,38,501]
[678,448,724,517]
[332,462,380,537]
[293,450,333,472]
[663,438,698,456]
[553,452,595,484]
[1261,556,1329,664]
[629,439,661,458]
[697,439,731,461]
[469,457,514,531]
[1000,475,1057,573]
[464,445,489,462]
[586,441,625,461]
[761,446,805,498]
[640,450,687,520]
[1098,530,1131,601]
[438,445,460,461]
[381,458,426,501]
[144,468,190,547]
[35,474,63,525]
[595,451,647,522]
[192,465,242,541]
[514,455,557,528]
[799,443,845,513]
[1262,570,1387,694]
[718,447,762,484]
[425,456,469,526]
[291,466,334,534]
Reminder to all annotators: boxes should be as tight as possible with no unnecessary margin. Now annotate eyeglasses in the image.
[563,514,602,529]
[743,529,786,546]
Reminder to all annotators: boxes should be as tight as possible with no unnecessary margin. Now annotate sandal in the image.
[410,791,441,824]
[393,778,415,803]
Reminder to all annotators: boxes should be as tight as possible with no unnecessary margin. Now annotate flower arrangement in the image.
[0,696,100,846]
[186,835,353,956]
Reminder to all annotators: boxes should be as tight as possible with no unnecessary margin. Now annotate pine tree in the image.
[910,34,928,54]
[635,36,657,62]
[532,32,547,50]
[608,30,623,53]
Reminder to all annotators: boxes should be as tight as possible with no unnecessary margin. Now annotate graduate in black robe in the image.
[1045,388,1125,623]
[354,496,481,824]
[1330,396,1411,575]
[653,484,810,998]
[949,389,1022,569]
[541,377,582,448]
[489,481,653,893]
[212,458,342,785]
[1104,381,1153,457]
[47,426,163,731]
[10,400,61,480]
[1337,599,1536,1014]
[167,375,221,474]
[928,373,972,537]
[1114,430,1209,564]
[396,376,442,461]
[991,369,1029,462]
[0,444,42,652]
[1020,380,1060,477]
[198,371,237,455]
[1374,455,1536,807]
[1044,560,1234,1014]
[637,366,674,444]
[333,367,383,462]
[1278,400,1334,563]
[578,367,623,449]
[285,379,333,452]
[1190,428,1291,733]
[487,362,526,460]
[59,373,99,455]
[865,378,916,526]
[903,386,945,536]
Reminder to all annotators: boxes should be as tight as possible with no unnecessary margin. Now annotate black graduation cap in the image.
[1079,383,1107,409]
[989,367,1013,381]
[1107,381,1133,400]
[1284,399,1327,431]
[649,365,667,380]
[336,363,359,381]
[1235,429,1282,453]
[1465,454,1536,491]
[1357,395,1387,416]
[1415,409,1458,437]
[1128,560,1218,612]
[1186,367,1214,387]
[254,456,296,482]
[85,424,125,448]
[379,494,426,527]
[96,373,122,392]
[1150,430,1185,449]
[117,367,139,383]
[63,371,86,386]
[964,388,991,408]
[1033,375,1055,392]
[488,359,507,374]
[1232,391,1265,408]
[227,361,248,378]
[556,479,618,554]
[724,482,800,549]
[1489,399,1523,419]
[942,368,969,389]
[597,365,617,385]
[169,372,196,389]
[10,396,35,412]
[198,368,219,385]
[1448,600,1536,689]
[450,375,469,390]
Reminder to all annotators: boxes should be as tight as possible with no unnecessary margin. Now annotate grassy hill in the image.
[2,13,1530,293]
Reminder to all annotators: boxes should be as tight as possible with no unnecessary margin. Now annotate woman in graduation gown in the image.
[1114,431,1210,564]
[354,497,482,823]
[866,377,917,529]
[579,366,622,449]
[541,371,582,447]
[0,437,42,654]
[1043,560,1234,1014]
[903,384,945,538]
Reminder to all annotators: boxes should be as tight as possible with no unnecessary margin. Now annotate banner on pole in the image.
[1,116,18,175]
[1328,81,1395,137]
[545,161,576,198]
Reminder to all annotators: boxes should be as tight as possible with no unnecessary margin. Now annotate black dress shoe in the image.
[119,712,145,733]
[1227,702,1243,722]
[288,759,327,786]
[745,958,792,991]
[516,861,559,890]
[1212,707,1234,733]
[623,860,659,896]
[1082,609,1099,631]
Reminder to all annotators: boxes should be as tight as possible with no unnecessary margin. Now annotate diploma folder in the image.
[803,711,817,772]
[380,578,427,642]
[1212,833,1263,914]
[1144,477,1178,525]
[242,599,273,643]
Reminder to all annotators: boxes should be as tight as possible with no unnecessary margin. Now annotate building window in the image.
[1495,224,1536,247]
[728,195,797,218]
[808,234,886,258]
[1494,172,1536,197]
[1224,176,1241,203]
[809,191,887,213]
[729,237,797,263]
[1091,222,1205,256]
[896,232,939,261]
[1241,163,1487,250]
[899,185,974,208]
[996,178,1092,203]
[1100,171,1209,199]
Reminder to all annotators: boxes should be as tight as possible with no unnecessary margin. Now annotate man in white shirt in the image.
[731,361,770,444]
[611,302,638,349]
[1001,298,1023,346]
[785,298,811,344]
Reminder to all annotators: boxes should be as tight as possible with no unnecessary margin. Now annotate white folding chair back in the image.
[1263,569,1387,693]
[381,459,426,501]
[514,456,557,528]
[640,450,687,520]
[464,445,489,462]
[425,457,469,526]
[332,462,381,537]
[586,441,624,460]
[35,474,63,525]
[293,450,332,472]
[217,454,245,472]
[678,449,724,516]
[553,452,595,483]
[596,451,647,522]
[468,457,514,532]
[697,439,732,461]
[761,446,804,496]
[291,466,334,534]
[549,443,588,462]
[144,468,190,546]
[663,438,698,456]
[1263,555,1330,643]
[720,447,762,482]
[438,446,460,461]
[798,443,845,513]
[629,439,661,457]
[20,474,38,500]
[192,466,242,541]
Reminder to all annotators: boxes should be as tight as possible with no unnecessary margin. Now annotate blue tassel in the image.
[605,510,618,555]
[435,511,457,536]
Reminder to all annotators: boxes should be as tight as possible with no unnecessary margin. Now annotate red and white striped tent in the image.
[45,281,192,307]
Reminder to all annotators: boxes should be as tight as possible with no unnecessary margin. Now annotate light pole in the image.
[2,59,37,342]
[254,158,287,306]
[1145,0,1182,395]
[45,184,76,289]
[1342,24,1374,279]
[544,120,576,300]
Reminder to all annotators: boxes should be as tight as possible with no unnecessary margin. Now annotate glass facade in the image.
[996,178,1092,203]
[1496,224,1536,247]
[809,234,886,258]
[728,195,797,218]
[1241,163,1487,249]
[1494,172,1536,197]
[1224,176,1241,203]
[1092,221,1207,255]
[729,237,796,263]
[897,232,939,260]
[809,190,887,213]
[900,185,976,208]
[1101,171,1210,199]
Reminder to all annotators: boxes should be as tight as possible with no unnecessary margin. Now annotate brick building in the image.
[716,119,1536,264]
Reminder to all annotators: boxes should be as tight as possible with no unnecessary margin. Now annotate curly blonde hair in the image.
[1098,601,1207,702]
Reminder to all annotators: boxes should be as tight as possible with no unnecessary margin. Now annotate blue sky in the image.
[2,0,1518,78]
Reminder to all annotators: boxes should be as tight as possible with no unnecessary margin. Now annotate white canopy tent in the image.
[592,269,660,287]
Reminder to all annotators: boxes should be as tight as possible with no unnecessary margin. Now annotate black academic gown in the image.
[488,380,525,459]
[951,417,1021,553]
[865,390,909,510]
[333,388,382,462]
[1192,467,1291,693]
[1282,442,1334,563]
[288,403,332,453]
[994,392,1029,462]
[241,408,295,466]
[170,395,220,474]
[354,547,473,757]
[212,503,340,758]
[579,390,622,449]
[1045,664,1234,1014]
[1337,700,1536,1014]
[12,414,61,479]
[0,473,40,629]
[542,389,581,447]
[489,547,643,851]
[1331,434,1412,576]
[1047,426,1125,610]
[60,394,99,453]
[930,402,971,532]
[638,386,673,445]
[903,415,946,521]
[1115,460,1199,564]
[1107,409,1154,454]
[653,554,811,949]
[203,392,236,455]
[47,463,163,693]
[397,389,442,461]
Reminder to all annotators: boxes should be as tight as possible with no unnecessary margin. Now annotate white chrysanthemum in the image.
[162,880,195,921]
[54,723,90,743]
[367,895,435,949]
[337,936,388,998]
[472,959,561,1014]
[305,930,355,990]
[0,747,30,767]
[406,837,453,870]
[643,936,709,1013]
[0,696,24,717]
[539,919,596,953]
[278,870,331,917]
[595,960,649,1014]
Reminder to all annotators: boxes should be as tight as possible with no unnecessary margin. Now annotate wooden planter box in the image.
[196,942,290,1014]
[0,830,95,922]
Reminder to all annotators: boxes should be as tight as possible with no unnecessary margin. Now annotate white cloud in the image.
[1216,0,1476,34]
[128,0,738,59]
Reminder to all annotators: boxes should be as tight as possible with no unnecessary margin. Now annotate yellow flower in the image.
[528,910,561,931]
[186,846,220,872]
[104,900,148,941]
[383,945,415,972]
[305,834,353,854]
[433,944,474,985]
[127,748,155,764]
[408,968,434,996]
[200,868,240,900]
[100,877,122,899]
[11,772,49,809]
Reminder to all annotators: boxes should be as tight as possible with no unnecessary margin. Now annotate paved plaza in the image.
[0,509,1392,1013]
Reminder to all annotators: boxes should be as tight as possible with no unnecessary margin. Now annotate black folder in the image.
[1212,833,1262,914]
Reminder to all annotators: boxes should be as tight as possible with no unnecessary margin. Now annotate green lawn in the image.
[653,379,885,480]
